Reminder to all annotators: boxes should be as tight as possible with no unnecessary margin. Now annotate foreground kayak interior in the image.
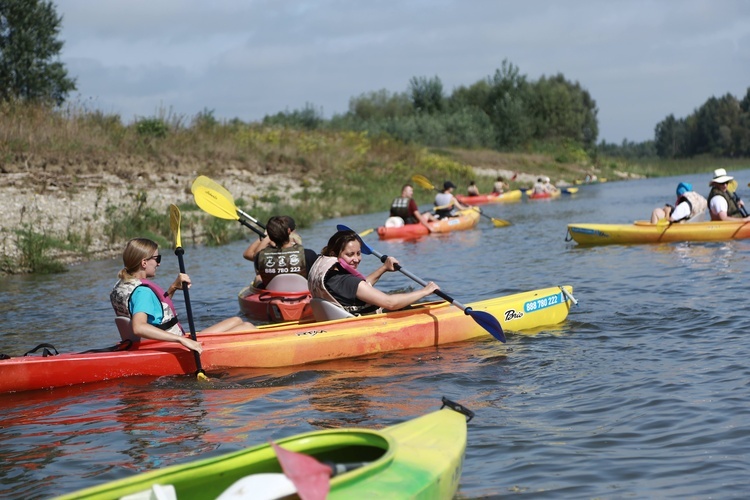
[0,285,575,394]
[55,400,471,500]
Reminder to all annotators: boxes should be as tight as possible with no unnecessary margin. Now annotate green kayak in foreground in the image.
[56,398,472,500]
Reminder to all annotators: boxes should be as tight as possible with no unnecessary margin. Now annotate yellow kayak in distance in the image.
[567,219,750,245]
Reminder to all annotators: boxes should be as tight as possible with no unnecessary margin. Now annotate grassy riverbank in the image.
[1,103,748,275]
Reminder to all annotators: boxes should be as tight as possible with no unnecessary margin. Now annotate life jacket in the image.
[110,279,182,335]
[307,256,378,316]
[673,191,708,222]
[708,186,742,218]
[390,197,417,224]
[257,243,307,285]
[434,192,456,219]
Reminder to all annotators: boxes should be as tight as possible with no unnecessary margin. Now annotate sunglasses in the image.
[147,255,162,264]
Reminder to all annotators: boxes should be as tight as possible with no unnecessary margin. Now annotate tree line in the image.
[264,59,600,152]
[4,1,749,161]
[653,90,750,159]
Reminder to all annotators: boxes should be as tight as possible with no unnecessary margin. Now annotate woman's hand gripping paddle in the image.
[337,224,506,342]
[190,175,266,237]
[169,204,209,381]
[411,174,511,227]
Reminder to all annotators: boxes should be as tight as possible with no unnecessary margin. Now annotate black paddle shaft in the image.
[174,247,204,375]
[376,254,464,309]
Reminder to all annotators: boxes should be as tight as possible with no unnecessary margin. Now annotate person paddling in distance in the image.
[467,181,480,196]
[434,181,469,219]
[388,183,437,231]
[492,176,509,195]
[111,238,254,353]
[242,215,318,288]
[530,176,558,196]
[650,182,708,224]
[707,168,750,221]
[308,229,440,316]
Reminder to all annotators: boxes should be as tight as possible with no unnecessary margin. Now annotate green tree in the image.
[0,0,76,104]
[485,60,533,149]
[409,75,444,114]
[347,88,411,120]
[528,74,598,148]
[654,114,687,158]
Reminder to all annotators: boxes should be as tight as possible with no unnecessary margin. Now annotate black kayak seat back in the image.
[265,274,310,293]
[115,317,140,343]
[309,298,354,321]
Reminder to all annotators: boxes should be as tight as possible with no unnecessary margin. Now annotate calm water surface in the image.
[2,172,750,498]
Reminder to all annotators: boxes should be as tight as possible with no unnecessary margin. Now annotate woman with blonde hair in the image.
[110,238,253,353]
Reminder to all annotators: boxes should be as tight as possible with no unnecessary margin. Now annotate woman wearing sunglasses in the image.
[110,238,253,353]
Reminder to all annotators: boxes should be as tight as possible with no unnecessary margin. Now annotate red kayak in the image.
[377,208,480,240]
[237,274,312,322]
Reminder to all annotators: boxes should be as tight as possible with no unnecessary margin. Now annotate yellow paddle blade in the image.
[197,372,209,381]
[169,204,183,249]
[656,217,670,226]
[192,184,240,221]
[192,175,237,204]
[492,218,511,227]
[728,179,738,193]
[565,187,579,194]
[358,228,375,237]
[411,174,435,191]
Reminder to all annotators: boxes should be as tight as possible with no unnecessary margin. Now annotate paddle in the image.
[336,224,506,342]
[411,174,511,227]
[169,204,209,381]
[728,180,749,217]
[190,175,266,237]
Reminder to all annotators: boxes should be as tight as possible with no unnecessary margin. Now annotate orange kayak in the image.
[0,285,574,394]
[377,208,480,240]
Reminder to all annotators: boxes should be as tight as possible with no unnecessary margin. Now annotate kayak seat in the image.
[265,274,310,293]
[310,298,354,321]
[114,316,140,343]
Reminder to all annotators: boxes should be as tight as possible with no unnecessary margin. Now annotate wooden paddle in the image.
[190,176,266,237]
[169,204,209,381]
[411,174,511,227]
[337,224,506,342]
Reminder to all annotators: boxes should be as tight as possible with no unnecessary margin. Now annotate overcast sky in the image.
[54,0,749,143]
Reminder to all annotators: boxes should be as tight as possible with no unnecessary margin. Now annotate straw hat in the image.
[710,168,733,185]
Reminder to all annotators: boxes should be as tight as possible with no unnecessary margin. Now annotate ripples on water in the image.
[2,172,750,498]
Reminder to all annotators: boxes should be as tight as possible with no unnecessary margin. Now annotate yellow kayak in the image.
[567,219,750,245]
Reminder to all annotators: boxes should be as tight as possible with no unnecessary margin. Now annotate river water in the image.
[2,172,750,499]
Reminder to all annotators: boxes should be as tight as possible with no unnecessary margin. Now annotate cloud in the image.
[54,0,750,142]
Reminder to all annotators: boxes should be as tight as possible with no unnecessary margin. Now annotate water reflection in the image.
[4,171,750,498]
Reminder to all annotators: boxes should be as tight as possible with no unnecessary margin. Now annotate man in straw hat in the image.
[707,168,749,221]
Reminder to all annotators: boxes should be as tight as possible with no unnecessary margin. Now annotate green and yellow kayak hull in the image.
[56,403,469,500]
